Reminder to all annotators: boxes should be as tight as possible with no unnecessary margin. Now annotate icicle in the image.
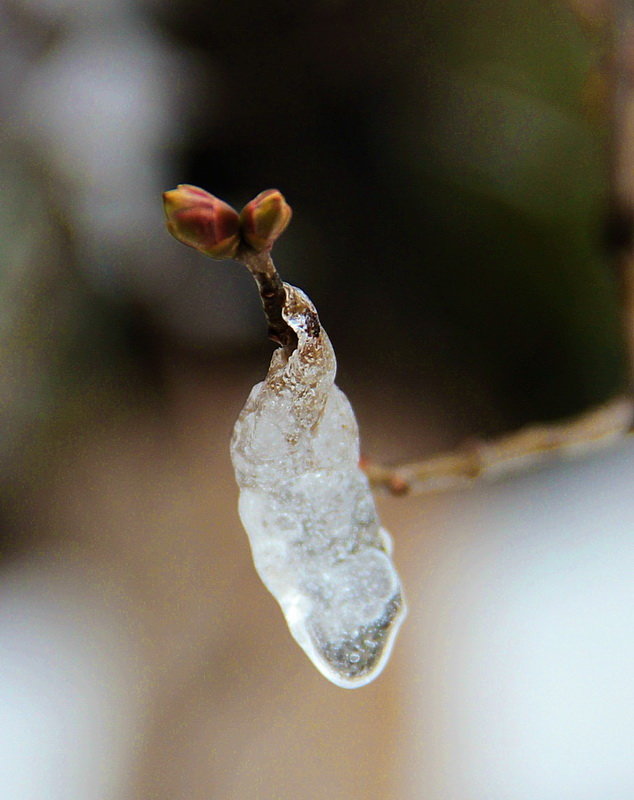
[231,283,406,688]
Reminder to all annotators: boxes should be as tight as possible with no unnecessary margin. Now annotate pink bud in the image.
[163,184,241,259]
[240,189,292,252]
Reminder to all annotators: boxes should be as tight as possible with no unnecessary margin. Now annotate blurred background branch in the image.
[612,0,634,387]
[366,0,634,494]
[365,394,634,495]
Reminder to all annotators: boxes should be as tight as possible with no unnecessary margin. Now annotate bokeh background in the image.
[2,0,634,798]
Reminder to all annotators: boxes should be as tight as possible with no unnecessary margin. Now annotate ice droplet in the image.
[231,283,406,688]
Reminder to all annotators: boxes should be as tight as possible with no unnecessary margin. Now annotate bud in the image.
[163,184,241,259]
[240,189,292,252]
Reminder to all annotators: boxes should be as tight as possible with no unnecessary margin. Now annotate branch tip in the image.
[162,184,295,349]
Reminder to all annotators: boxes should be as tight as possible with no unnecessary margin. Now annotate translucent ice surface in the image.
[231,284,406,688]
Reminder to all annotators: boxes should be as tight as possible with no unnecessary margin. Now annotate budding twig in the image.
[163,184,295,349]
[163,159,634,501]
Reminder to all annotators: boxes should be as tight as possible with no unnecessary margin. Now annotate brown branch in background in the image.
[365,395,634,496]
[612,1,634,390]
[365,4,634,497]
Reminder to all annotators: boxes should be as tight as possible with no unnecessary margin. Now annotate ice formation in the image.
[231,283,406,688]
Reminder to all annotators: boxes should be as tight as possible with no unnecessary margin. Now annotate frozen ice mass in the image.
[231,283,406,688]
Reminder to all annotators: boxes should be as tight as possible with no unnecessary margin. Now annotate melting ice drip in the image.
[231,284,406,688]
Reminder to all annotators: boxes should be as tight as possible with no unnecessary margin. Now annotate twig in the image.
[363,8,634,497]
[235,247,296,350]
[364,395,634,496]
[163,184,296,350]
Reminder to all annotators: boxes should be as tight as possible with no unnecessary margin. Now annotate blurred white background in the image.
[395,440,634,799]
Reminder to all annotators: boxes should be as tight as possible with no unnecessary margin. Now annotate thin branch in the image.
[363,7,634,498]
[364,395,634,496]
[235,247,296,350]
